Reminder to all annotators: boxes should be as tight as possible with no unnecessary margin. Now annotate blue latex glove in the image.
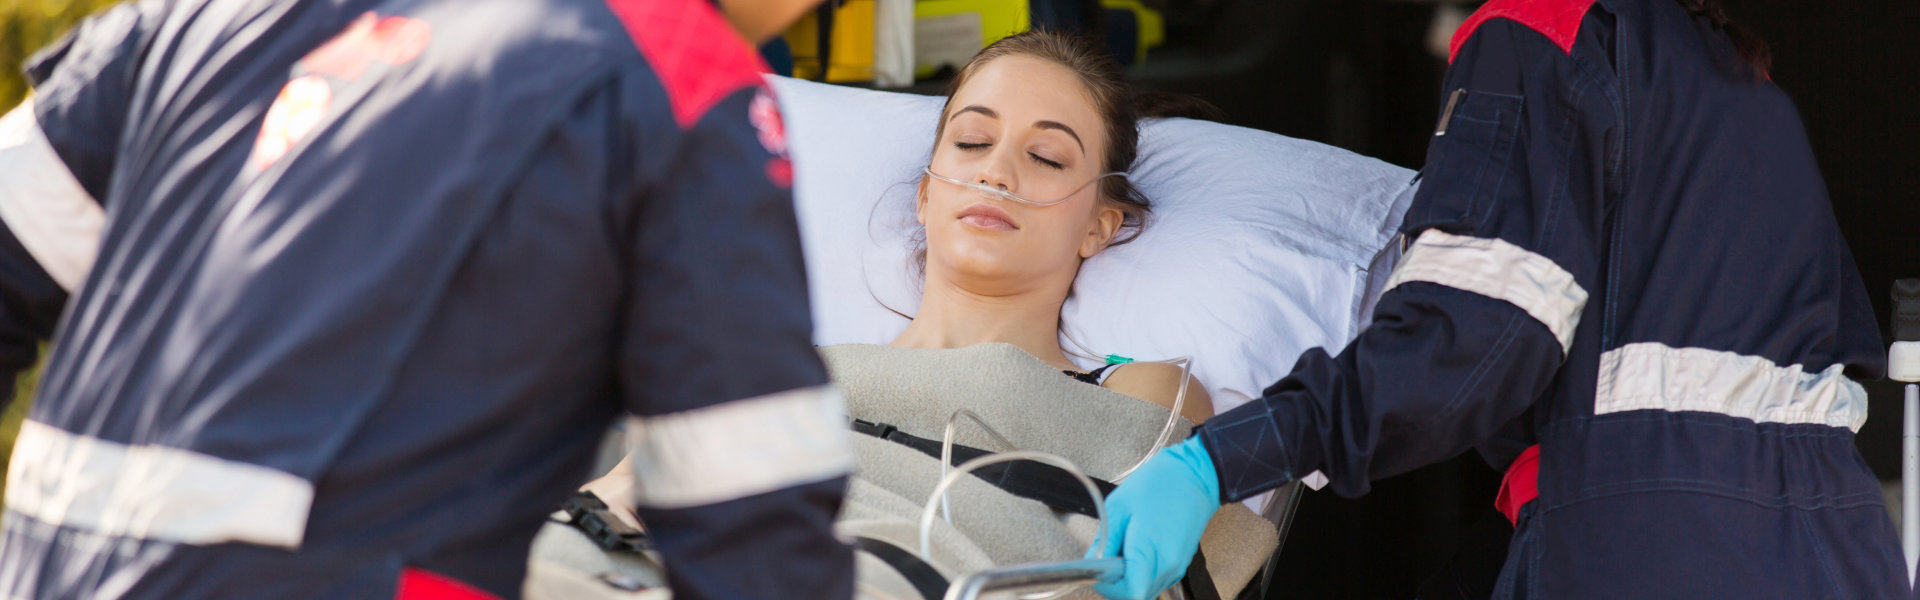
[1086,436,1222,600]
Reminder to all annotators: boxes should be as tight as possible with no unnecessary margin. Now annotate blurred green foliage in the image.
[1,0,122,111]
[1,356,39,499]
[0,0,116,496]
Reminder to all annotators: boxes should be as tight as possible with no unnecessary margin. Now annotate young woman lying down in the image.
[533,31,1278,600]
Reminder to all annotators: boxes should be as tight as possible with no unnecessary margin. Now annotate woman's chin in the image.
[934,252,1035,284]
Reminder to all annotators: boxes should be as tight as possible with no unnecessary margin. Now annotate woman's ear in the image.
[1079,205,1126,258]
[915,176,930,225]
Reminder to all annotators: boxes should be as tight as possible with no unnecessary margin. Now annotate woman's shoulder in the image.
[1100,361,1214,424]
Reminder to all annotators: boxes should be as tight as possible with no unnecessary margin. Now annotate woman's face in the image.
[919,55,1124,294]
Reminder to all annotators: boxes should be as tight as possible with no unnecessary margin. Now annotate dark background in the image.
[1110,1,1915,597]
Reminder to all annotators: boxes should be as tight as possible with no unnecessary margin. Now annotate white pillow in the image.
[771,75,1414,418]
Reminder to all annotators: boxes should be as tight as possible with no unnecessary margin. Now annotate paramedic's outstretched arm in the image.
[1097,20,1619,598]
[1096,19,1617,597]
[1203,16,1616,502]
[0,1,157,409]
[615,76,853,599]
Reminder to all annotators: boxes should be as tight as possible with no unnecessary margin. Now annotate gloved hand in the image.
[1086,436,1222,600]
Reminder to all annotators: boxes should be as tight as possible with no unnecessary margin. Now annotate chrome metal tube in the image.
[943,558,1125,600]
[1904,383,1917,585]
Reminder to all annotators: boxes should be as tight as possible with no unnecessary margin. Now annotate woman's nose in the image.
[974,148,1018,193]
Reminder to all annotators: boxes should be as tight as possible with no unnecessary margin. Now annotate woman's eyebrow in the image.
[1033,121,1085,153]
[950,105,998,122]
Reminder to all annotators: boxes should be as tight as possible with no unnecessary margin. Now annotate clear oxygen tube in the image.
[1057,324,1197,482]
[919,450,1109,600]
[922,167,1126,208]
[931,415,1089,600]
[924,342,1197,598]
[933,350,1195,518]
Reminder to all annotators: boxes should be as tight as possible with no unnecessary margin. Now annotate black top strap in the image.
[1063,363,1118,385]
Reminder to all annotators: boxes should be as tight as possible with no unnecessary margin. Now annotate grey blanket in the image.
[823,343,1276,600]
[526,343,1278,600]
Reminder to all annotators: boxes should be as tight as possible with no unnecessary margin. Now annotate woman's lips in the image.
[958,203,1019,230]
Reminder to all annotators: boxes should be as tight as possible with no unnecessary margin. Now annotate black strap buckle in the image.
[851,418,898,439]
[554,490,651,554]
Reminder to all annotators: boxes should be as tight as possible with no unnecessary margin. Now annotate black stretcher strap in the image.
[555,491,651,553]
[1183,547,1222,600]
[852,419,1116,518]
[853,536,951,600]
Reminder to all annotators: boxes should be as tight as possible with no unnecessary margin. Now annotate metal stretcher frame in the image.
[942,481,1305,600]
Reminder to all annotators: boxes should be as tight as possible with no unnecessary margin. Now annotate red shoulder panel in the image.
[394,567,498,600]
[1493,444,1541,525]
[606,0,770,129]
[1449,0,1597,63]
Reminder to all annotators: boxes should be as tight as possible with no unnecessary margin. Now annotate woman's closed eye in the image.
[951,139,1065,170]
[1028,151,1064,170]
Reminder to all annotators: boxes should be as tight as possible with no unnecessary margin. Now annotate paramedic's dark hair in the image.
[1676,0,1771,81]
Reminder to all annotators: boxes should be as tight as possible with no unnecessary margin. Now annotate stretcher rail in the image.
[942,557,1125,600]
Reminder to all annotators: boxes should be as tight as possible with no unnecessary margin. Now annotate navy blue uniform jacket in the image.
[1197,0,1904,597]
[0,0,853,598]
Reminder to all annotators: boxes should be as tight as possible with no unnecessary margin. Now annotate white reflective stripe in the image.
[4,420,314,547]
[1595,342,1869,432]
[0,99,105,292]
[1384,229,1587,353]
[624,385,853,509]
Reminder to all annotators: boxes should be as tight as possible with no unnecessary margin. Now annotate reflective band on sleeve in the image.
[1384,229,1587,353]
[4,420,315,548]
[0,99,105,292]
[1595,342,1869,432]
[624,385,853,509]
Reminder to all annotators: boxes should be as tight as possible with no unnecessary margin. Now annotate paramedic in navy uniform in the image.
[0,0,852,598]
[1089,0,1906,598]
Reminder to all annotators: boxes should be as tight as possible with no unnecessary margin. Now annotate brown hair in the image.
[1675,0,1771,81]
